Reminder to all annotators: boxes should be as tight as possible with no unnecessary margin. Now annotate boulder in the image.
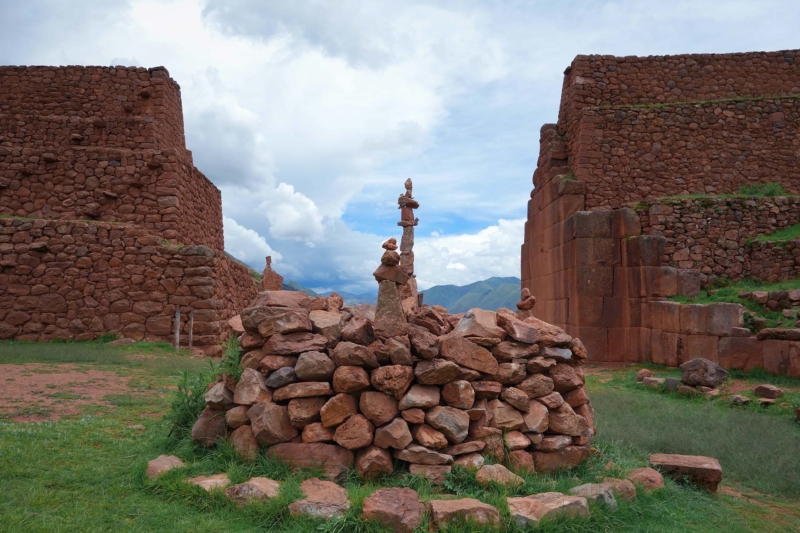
[145,455,185,480]
[249,402,299,445]
[518,374,555,398]
[230,425,259,463]
[425,406,470,444]
[475,464,524,487]
[408,325,439,359]
[487,399,524,430]
[373,418,413,449]
[549,364,584,392]
[289,478,350,519]
[233,368,272,405]
[536,391,564,409]
[205,382,234,410]
[394,444,453,465]
[356,446,394,479]
[679,358,729,387]
[225,405,250,429]
[294,351,336,381]
[523,316,572,346]
[288,397,326,428]
[333,414,374,450]
[497,312,542,344]
[302,422,335,443]
[504,431,532,451]
[428,498,500,530]
[563,387,589,408]
[493,341,539,361]
[508,450,535,474]
[492,362,527,385]
[191,407,227,446]
[536,435,572,452]
[521,401,549,434]
[412,424,449,449]
[359,391,399,426]
[753,384,783,399]
[341,316,374,345]
[332,341,379,369]
[309,310,342,346]
[439,334,499,374]
[332,366,371,393]
[225,477,281,505]
[267,443,354,479]
[371,365,415,399]
[385,336,413,365]
[649,453,723,492]
[409,464,451,484]
[362,487,425,533]
[507,493,589,527]
[320,393,358,427]
[500,387,530,412]
[547,403,589,437]
[453,309,506,340]
[240,305,310,336]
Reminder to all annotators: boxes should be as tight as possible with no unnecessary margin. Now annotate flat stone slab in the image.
[507,492,589,527]
[568,483,617,511]
[649,453,722,492]
[289,478,350,519]
[362,487,424,533]
[428,498,500,530]
[187,473,230,492]
[225,477,281,505]
[627,467,665,491]
[145,455,184,480]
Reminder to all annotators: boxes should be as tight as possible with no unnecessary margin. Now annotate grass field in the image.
[1,340,799,532]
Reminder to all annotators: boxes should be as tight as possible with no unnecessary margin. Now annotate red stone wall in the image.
[573,97,800,208]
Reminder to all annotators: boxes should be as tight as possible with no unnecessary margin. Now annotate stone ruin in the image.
[0,66,257,354]
[523,49,800,376]
[192,180,596,480]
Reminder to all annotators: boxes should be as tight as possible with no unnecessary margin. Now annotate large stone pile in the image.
[192,282,595,478]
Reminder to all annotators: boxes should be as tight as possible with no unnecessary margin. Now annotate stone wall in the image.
[0,217,257,345]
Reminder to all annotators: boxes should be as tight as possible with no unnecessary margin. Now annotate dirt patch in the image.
[0,364,133,422]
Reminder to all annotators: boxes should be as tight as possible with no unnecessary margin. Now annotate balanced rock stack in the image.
[192,287,596,479]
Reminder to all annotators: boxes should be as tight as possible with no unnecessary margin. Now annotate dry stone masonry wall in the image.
[0,65,256,350]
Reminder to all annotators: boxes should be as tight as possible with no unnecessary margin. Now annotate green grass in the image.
[738,183,786,197]
[752,222,800,243]
[1,341,799,532]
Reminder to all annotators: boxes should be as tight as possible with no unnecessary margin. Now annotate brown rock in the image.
[439,333,499,374]
[294,351,336,381]
[230,425,260,463]
[523,316,572,346]
[493,341,539,362]
[302,422,335,443]
[504,431,531,451]
[371,365,414,399]
[753,384,784,399]
[412,424,449,449]
[309,310,342,346]
[334,414,374,450]
[548,403,589,437]
[453,309,506,340]
[507,493,589,527]
[258,355,298,374]
[521,401,549,432]
[363,487,424,533]
[550,364,584,393]
[385,336,413,365]
[360,391,399,426]
[225,405,251,429]
[497,312,541,344]
[264,367,297,389]
[273,382,332,401]
[356,446,394,479]
[374,417,413,449]
[680,358,729,388]
[205,382,234,410]
[240,332,266,351]
[341,316,374,345]
[518,374,555,398]
[263,332,327,356]
[472,381,503,400]
[428,498,500,530]
[267,443,354,479]
[526,356,557,373]
[414,358,461,385]
[426,406,470,444]
[191,407,227,446]
[649,453,723,492]
[533,446,591,473]
[250,290,310,308]
[374,280,408,338]
[288,397,326,428]
[398,384,440,410]
[401,408,426,424]
[536,435,572,452]
[508,450,535,474]
[453,452,485,470]
[145,455,185,479]
[627,467,665,491]
[600,477,637,501]
[240,305,310,336]
[374,264,410,285]
[225,477,280,505]
[492,362,527,385]
[445,441,486,456]
[249,402,299,445]
[500,387,530,412]
[394,445,453,465]
[408,325,439,359]
[441,380,475,409]
[466,397,489,421]
[409,464,451,484]
[476,464,524,487]
[332,366,371,393]
[487,399,523,430]
[636,368,654,382]
[536,391,564,409]
[563,387,590,407]
[187,473,230,492]
[332,341,379,369]
[289,478,350,519]
[320,393,359,427]
[233,368,272,405]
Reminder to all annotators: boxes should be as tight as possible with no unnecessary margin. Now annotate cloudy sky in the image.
[2,1,799,294]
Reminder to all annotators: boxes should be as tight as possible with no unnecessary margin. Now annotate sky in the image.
[2,0,800,294]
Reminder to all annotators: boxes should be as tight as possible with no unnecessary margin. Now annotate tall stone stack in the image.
[192,293,596,479]
[397,179,420,311]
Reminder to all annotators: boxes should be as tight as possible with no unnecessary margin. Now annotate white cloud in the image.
[258,183,325,242]
[223,216,282,268]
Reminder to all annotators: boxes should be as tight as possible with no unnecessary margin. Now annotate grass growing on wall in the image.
[752,222,800,243]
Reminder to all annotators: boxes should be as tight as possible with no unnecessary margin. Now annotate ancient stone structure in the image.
[260,256,284,291]
[522,50,800,375]
[0,65,258,352]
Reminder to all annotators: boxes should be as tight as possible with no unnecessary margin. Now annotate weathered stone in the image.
[526,356,557,373]
[488,399,524,430]
[225,477,280,505]
[540,346,574,362]
[332,341,379,369]
[428,498,500,529]
[385,336,413,365]
[230,425,260,463]
[501,387,531,412]
[412,424,449,449]
[472,381,503,400]
[550,364,584,392]
[233,368,272,405]
[302,422,335,443]
[356,446,394,479]
[187,473,230,492]
[445,440,486,456]
[754,384,783,399]
[362,487,424,533]
[497,312,543,344]
[264,366,297,388]
[439,333,499,374]
[476,464,523,487]
[289,478,350,519]
[374,417,413,450]
[426,406,470,444]
[309,310,342,346]
[288,397,326,428]
[563,387,589,408]
[267,443,354,479]
[294,351,336,381]
[441,380,475,409]
[536,391,566,409]
[649,453,723,492]
[569,483,618,510]
[453,309,506,340]
[341,316,374,345]
[359,391,399,426]
[272,381,332,401]
[536,435,572,452]
[636,368,654,382]
[548,403,589,437]
[414,358,461,385]
[394,444,453,465]
[402,408,426,424]
[643,376,665,389]
[518,374,555,398]
[601,477,637,501]
[249,402,299,445]
[493,341,539,361]
[453,452,485,470]
[627,467,665,490]
[504,431,532,451]
[399,384,441,410]
[533,446,591,473]
[408,325,439,359]
[492,362,527,385]
[409,464,451,484]
[374,280,408,338]
[145,455,185,479]
[191,407,227,446]
[371,365,415,399]
[680,358,729,387]
[507,493,590,527]
[240,305,310,336]
[334,414,374,450]
[320,393,359,427]
[205,382,234,410]
[250,290,310,308]
[263,332,327,356]
[258,355,298,374]
[508,450,535,474]
[332,366,371,393]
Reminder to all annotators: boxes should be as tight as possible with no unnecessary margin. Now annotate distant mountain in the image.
[319,290,377,307]
[281,280,320,297]
[422,277,521,314]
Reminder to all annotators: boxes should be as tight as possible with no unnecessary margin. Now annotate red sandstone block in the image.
[611,208,641,238]
[718,337,763,371]
[762,340,792,375]
[574,265,614,297]
[575,326,609,362]
[676,269,702,298]
[608,327,649,363]
[622,236,665,267]
[642,267,677,297]
[613,266,640,298]
[569,296,604,327]
[650,329,679,366]
[685,335,720,364]
[706,303,744,336]
[574,238,620,267]
[679,304,709,335]
[573,211,612,238]
[601,297,642,328]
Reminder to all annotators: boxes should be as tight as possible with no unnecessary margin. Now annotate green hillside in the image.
[281,280,320,297]
[422,276,521,313]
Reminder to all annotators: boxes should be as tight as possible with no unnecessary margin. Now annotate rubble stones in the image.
[302,423,335,443]
[359,391,399,426]
[401,408,426,424]
[332,341,379,369]
[371,365,414,399]
[508,450,535,473]
[487,400,524,430]
[191,407,227,446]
[409,464,451,484]
[233,368,271,405]
[533,446,591,473]
[628,467,665,490]
[264,367,297,389]
[288,397,326,428]
[425,406,470,444]
[753,384,784,399]
[188,473,230,492]
[289,478,350,519]
[333,414,374,450]
[454,452,485,470]
[550,364,583,392]
[501,387,531,412]
[521,401,549,433]
[412,424,449,449]
[373,418,413,449]
[205,382,235,410]
[230,425,259,463]
[249,402,299,445]
[414,358,461,385]
[519,374,555,398]
[399,384,441,410]
[294,351,336,381]
[320,393,358,427]
[374,281,408,338]
[454,309,506,340]
[476,464,523,487]
[394,444,453,465]
[568,483,617,510]
[439,334,499,374]
[272,382,332,401]
[442,380,475,409]
[341,316,375,345]
[333,366,371,393]
[497,313,541,344]
[355,446,394,479]
[262,332,327,356]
